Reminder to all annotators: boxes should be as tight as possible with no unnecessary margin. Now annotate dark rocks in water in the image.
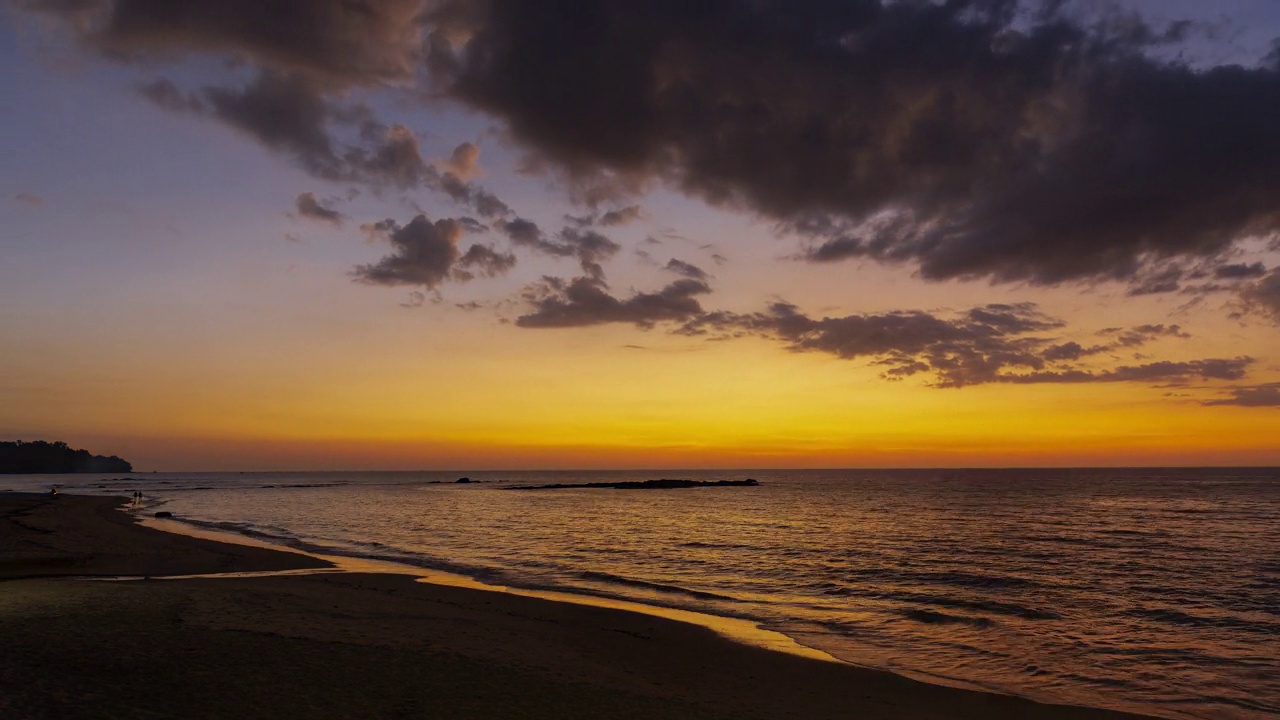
[456,477,472,484]
[509,478,761,491]
[153,511,173,519]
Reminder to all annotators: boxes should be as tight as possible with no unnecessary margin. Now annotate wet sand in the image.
[0,492,1154,719]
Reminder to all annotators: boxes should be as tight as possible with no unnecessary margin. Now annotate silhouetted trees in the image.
[0,440,132,474]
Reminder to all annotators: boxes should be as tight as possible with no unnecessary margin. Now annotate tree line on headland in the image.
[0,440,132,474]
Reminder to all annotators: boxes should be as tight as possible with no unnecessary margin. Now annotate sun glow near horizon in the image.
[3,1,1280,471]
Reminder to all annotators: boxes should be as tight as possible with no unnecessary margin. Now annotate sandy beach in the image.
[0,492,1154,720]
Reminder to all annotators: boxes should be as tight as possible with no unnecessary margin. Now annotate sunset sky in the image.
[3,0,1279,471]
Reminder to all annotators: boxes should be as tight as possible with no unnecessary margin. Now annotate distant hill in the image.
[0,440,132,474]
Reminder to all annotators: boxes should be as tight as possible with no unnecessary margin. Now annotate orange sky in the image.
[3,2,1280,470]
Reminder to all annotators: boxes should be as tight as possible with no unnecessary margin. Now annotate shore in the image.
[1,493,1154,719]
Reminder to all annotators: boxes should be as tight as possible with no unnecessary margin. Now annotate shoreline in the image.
[139,511,1063,703]
[1,491,1155,719]
[136,513,844,666]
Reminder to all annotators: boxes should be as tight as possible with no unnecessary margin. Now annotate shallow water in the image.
[8,468,1278,719]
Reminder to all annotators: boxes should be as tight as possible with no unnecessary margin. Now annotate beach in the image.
[0,492,1155,719]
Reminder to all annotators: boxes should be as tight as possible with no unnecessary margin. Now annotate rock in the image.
[154,511,173,519]
[456,477,472,483]
[509,478,763,491]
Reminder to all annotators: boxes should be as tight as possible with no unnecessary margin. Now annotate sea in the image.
[4,468,1277,719]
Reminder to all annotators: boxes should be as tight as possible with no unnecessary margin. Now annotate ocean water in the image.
[6,468,1278,719]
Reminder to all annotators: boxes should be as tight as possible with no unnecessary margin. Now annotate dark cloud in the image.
[598,205,645,226]
[427,0,1280,287]
[194,70,430,188]
[679,301,1240,388]
[294,192,345,226]
[1216,262,1268,280]
[498,217,552,250]
[497,219,620,278]
[438,171,511,218]
[353,214,513,288]
[456,216,489,233]
[1239,268,1280,321]
[999,358,1251,385]
[22,0,424,89]
[1101,324,1190,345]
[805,237,865,264]
[517,275,711,329]
[1040,324,1187,361]
[455,243,517,279]
[562,204,645,228]
[356,121,434,189]
[1126,265,1187,296]
[664,259,709,281]
[559,227,621,280]
[137,77,203,112]
[140,70,519,212]
[22,1,1280,294]
[205,71,345,179]
[1204,384,1280,407]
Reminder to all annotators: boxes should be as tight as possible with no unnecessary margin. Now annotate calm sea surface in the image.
[6,469,1277,719]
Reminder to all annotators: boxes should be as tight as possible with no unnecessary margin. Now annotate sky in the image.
[2,0,1279,471]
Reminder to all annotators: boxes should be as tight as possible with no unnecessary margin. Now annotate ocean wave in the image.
[1126,607,1280,634]
[821,586,1062,621]
[576,571,739,602]
[288,541,509,584]
[182,517,298,543]
[677,541,761,550]
[843,568,1041,590]
[900,609,995,628]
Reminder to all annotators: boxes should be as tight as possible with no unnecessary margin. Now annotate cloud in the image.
[999,359,1251,385]
[356,121,434,189]
[1204,384,1280,407]
[139,71,519,210]
[598,205,645,226]
[664,259,709,281]
[1100,324,1190,346]
[497,219,621,279]
[353,214,514,288]
[23,0,425,89]
[1239,268,1280,321]
[1215,262,1268,280]
[21,1,1280,301]
[137,77,204,112]
[294,192,345,226]
[182,69,431,188]
[517,275,711,329]
[441,141,481,180]
[437,171,511,218]
[426,1,1280,287]
[679,302,1243,388]
[558,227,620,280]
[14,193,45,207]
[204,70,352,180]
[455,243,517,279]
[563,204,645,228]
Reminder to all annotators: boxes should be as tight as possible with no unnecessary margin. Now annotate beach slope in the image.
[0,493,1153,719]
